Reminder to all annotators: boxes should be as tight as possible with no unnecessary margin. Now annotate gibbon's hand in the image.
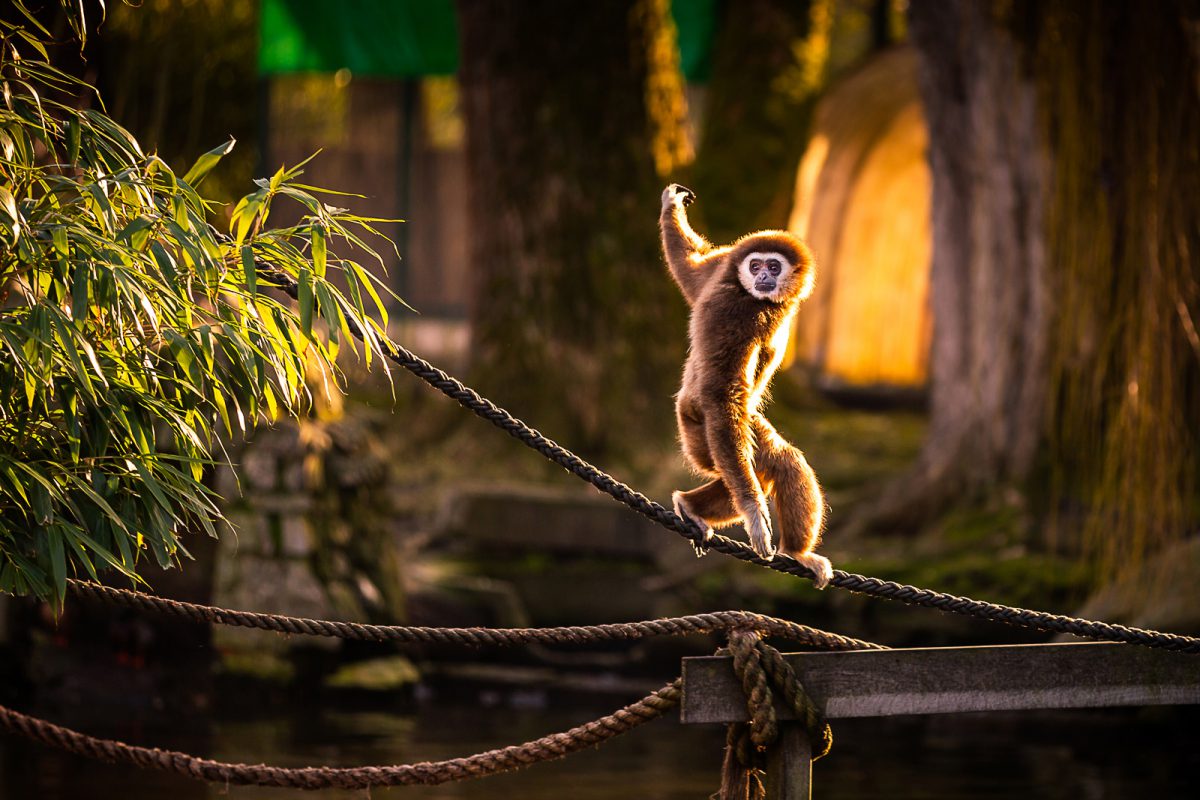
[662,183,696,209]
[746,502,776,561]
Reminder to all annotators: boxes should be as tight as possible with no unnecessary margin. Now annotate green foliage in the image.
[0,3,396,606]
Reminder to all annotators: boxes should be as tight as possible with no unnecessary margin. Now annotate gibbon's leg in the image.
[672,478,742,556]
[676,399,717,475]
[706,413,775,559]
[753,416,832,588]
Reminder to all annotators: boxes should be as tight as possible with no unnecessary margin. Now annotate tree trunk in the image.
[860,0,1050,530]
[456,0,689,461]
[690,0,823,243]
[860,0,1200,573]
[1033,0,1200,571]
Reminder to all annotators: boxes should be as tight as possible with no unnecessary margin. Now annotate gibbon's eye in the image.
[766,258,782,276]
[749,259,763,274]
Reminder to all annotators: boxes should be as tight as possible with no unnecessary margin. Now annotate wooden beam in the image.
[680,642,1200,724]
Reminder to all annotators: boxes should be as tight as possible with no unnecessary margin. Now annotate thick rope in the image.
[66,580,884,651]
[755,639,832,759]
[720,629,833,800]
[258,269,1200,654]
[725,629,831,759]
[728,629,777,750]
[0,679,680,789]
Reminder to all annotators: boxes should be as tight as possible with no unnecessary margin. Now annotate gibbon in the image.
[660,183,831,587]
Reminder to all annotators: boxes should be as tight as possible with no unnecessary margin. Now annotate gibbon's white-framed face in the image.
[738,251,793,301]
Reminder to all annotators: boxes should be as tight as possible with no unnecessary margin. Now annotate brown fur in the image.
[659,184,831,586]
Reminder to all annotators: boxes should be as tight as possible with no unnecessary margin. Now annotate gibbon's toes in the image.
[746,510,776,561]
[672,491,714,557]
[794,552,833,589]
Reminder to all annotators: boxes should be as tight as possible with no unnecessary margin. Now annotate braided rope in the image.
[755,639,832,759]
[65,580,884,651]
[728,629,777,750]
[0,680,680,789]
[378,341,1200,653]
[258,269,1200,654]
[720,629,834,799]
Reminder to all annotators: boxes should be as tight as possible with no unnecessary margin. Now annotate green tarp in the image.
[259,0,716,80]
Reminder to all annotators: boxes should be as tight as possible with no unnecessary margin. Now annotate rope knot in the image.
[719,627,832,800]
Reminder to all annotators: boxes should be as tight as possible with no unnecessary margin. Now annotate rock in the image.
[213,554,342,655]
[324,656,419,690]
[439,483,694,570]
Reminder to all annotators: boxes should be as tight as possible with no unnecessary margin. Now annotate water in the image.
[1,685,1197,799]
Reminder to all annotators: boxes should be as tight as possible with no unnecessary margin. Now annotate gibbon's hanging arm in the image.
[252,262,1200,653]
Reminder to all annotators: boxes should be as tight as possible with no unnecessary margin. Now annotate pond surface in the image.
[1,682,1197,799]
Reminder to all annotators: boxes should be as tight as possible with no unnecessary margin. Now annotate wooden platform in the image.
[681,642,1200,799]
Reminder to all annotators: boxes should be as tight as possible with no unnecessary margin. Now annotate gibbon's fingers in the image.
[746,503,775,560]
[662,183,696,207]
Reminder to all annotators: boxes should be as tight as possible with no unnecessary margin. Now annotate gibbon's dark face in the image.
[738,251,794,302]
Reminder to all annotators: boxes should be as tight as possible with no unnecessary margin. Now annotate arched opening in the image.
[789,47,932,396]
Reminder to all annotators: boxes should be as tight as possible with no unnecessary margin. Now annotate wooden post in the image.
[680,642,1200,797]
[764,724,811,800]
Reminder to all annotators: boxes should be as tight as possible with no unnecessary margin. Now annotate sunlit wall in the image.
[789,47,932,390]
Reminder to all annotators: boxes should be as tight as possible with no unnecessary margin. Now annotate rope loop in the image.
[754,639,832,759]
[728,628,778,750]
[726,628,832,759]
[720,628,833,799]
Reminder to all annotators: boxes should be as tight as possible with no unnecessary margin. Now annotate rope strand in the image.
[251,268,1200,653]
[0,680,682,790]
[66,580,885,651]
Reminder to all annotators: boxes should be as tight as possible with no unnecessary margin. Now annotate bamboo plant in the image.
[0,1,397,605]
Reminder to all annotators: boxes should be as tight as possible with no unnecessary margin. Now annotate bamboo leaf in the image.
[48,530,66,602]
[182,137,236,187]
[240,244,257,297]
[15,28,50,61]
[298,263,313,336]
[131,460,173,514]
[116,214,155,244]
[312,225,327,278]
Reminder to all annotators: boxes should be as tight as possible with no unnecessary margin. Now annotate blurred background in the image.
[1,0,1198,797]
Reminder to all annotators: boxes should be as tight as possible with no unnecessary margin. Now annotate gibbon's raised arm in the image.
[660,184,728,305]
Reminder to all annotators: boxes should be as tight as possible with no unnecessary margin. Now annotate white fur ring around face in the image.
[738,251,793,301]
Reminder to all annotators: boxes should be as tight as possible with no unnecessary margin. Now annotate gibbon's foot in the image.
[672,490,713,557]
[793,552,833,589]
[663,183,696,207]
[746,508,776,561]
